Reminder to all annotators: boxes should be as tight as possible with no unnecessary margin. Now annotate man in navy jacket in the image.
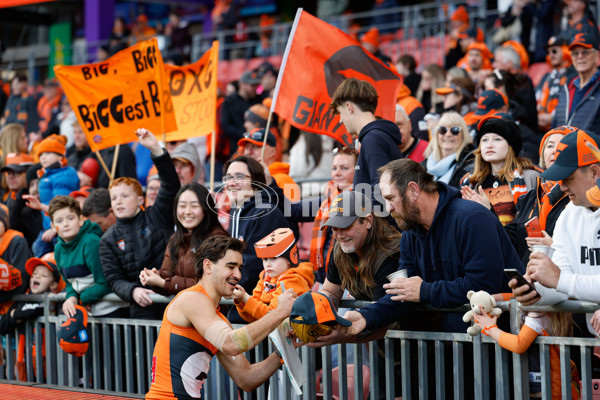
[344,159,525,333]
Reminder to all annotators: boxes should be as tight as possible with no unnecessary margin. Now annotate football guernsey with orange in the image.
[146,283,227,399]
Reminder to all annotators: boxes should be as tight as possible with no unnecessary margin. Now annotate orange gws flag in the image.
[271,9,403,147]
[163,41,219,141]
[54,38,177,152]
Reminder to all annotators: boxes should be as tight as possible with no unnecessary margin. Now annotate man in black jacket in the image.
[100,129,181,319]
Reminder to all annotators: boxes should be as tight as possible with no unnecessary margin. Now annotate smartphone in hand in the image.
[525,216,543,238]
[504,269,540,299]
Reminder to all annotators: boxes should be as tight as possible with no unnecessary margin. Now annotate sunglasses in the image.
[333,147,358,156]
[438,126,462,136]
[243,130,265,141]
[547,48,560,55]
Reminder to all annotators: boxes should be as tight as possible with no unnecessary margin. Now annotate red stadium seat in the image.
[527,62,551,88]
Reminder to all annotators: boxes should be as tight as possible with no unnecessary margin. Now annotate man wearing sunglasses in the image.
[552,32,600,135]
[536,36,576,131]
[330,78,403,213]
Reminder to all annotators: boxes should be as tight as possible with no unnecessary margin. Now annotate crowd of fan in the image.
[0,1,600,397]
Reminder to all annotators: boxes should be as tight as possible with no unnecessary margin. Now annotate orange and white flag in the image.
[163,41,219,141]
[272,10,402,147]
[55,38,176,152]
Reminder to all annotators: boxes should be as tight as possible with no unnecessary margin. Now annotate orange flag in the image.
[272,10,402,147]
[54,38,176,152]
[164,41,219,141]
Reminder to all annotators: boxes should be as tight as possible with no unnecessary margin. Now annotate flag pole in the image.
[110,144,120,184]
[210,40,219,192]
[210,130,216,192]
[260,8,303,161]
[95,151,111,178]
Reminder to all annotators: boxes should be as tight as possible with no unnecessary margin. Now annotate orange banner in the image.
[163,41,218,141]
[272,10,402,147]
[54,38,176,152]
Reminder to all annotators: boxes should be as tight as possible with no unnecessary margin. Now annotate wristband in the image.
[482,325,497,336]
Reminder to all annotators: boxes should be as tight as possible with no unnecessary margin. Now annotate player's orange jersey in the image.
[146,283,227,399]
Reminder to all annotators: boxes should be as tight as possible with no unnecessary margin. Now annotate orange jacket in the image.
[235,262,314,322]
[269,161,301,201]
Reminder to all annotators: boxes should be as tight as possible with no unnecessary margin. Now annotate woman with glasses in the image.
[222,156,292,322]
[139,183,228,295]
[461,114,539,226]
[422,111,475,188]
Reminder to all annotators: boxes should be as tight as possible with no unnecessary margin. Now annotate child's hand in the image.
[231,284,249,303]
[473,306,499,330]
[525,231,553,248]
[591,309,600,336]
[41,228,56,242]
[62,297,78,318]
[135,128,162,156]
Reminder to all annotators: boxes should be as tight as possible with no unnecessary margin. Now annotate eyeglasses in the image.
[333,147,358,156]
[437,126,462,136]
[571,49,596,58]
[547,48,560,55]
[222,173,250,183]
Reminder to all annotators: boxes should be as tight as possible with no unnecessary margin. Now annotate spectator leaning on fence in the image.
[100,129,181,320]
[343,159,524,334]
[50,195,127,319]
[139,183,228,296]
[513,129,600,337]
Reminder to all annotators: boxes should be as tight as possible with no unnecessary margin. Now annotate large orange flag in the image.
[54,38,176,152]
[164,41,219,141]
[272,10,402,147]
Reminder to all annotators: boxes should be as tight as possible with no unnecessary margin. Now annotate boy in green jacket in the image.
[50,195,127,318]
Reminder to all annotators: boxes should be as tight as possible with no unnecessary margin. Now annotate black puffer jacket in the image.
[100,149,180,304]
[504,178,569,266]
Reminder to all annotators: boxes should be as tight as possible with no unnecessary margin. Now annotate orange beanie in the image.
[37,134,67,156]
[361,27,380,48]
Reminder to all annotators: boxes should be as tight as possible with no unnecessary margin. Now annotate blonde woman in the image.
[422,111,474,187]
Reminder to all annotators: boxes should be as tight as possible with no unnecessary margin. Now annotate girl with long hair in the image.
[461,114,539,225]
[139,183,227,295]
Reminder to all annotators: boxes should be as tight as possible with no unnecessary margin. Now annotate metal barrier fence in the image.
[1,293,599,399]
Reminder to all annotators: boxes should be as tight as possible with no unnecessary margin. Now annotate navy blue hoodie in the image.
[354,119,403,189]
[358,183,525,332]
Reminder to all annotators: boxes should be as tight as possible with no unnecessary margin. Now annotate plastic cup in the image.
[387,269,408,282]
[531,245,555,258]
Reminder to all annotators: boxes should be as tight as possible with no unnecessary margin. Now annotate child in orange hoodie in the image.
[232,228,313,322]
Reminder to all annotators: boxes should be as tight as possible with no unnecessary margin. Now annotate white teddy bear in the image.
[462,290,502,336]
